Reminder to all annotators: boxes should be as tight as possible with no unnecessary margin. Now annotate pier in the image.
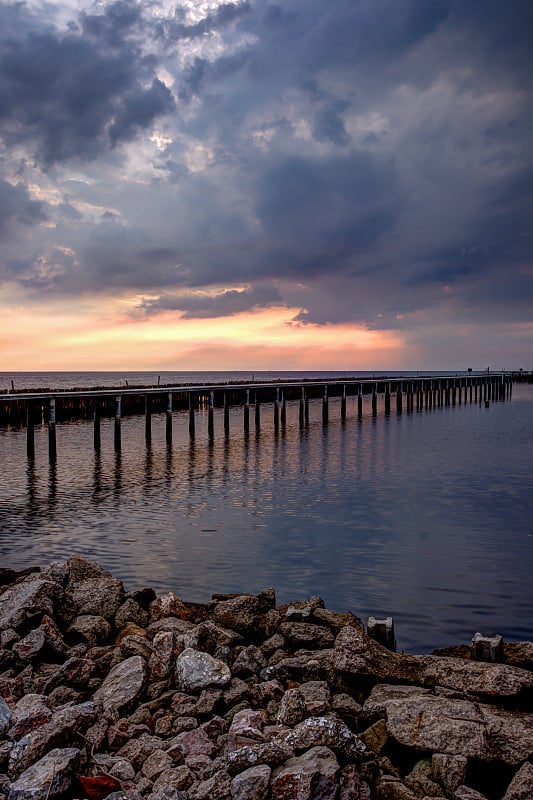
[0,372,529,462]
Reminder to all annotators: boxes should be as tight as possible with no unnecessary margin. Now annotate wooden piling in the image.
[166,392,173,445]
[385,383,391,414]
[358,386,363,418]
[305,391,309,426]
[255,392,261,430]
[299,387,305,427]
[189,393,195,438]
[48,398,57,462]
[396,383,402,414]
[26,402,34,459]
[208,391,214,440]
[281,391,287,429]
[371,384,377,416]
[274,388,280,432]
[341,385,346,422]
[114,396,122,452]
[93,402,101,450]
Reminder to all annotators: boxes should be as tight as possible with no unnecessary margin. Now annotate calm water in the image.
[1,373,532,653]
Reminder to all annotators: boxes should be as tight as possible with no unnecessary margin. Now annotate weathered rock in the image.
[431,754,467,795]
[453,787,488,800]
[299,681,331,716]
[148,632,178,682]
[225,738,295,775]
[188,769,232,800]
[66,555,124,620]
[280,622,335,649]
[0,697,11,737]
[375,779,418,800]
[271,745,340,800]
[339,764,372,800]
[195,688,222,717]
[119,634,153,660]
[117,734,166,771]
[66,615,111,647]
[364,685,533,765]
[286,716,366,759]
[503,762,533,800]
[210,596,260,636]
[151,765,193,793]
[229,763,271,800]
[277,688,306,727]
[43,656,94,693]
[0,578,61,632]
[148,593,194,623]
[115,599,149,629]
[360,719,388,755]
[7,696,51,740]
[232,646,266,677]
[404,758,443,798]
[175,649,231,693]
[8,701,97,777]
[172,728,216,758]
[228,709,264,741]
[12,616,66,663]
[142,748,174,781]
[7,747,80,800]
[93,655,147,713]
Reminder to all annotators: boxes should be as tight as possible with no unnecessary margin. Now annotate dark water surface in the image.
[1,377,532,653]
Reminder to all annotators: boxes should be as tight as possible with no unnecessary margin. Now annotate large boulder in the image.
[66,555,124,620]
[92,655,147,714]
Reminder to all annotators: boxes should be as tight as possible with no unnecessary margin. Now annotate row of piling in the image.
[0,373,527,462]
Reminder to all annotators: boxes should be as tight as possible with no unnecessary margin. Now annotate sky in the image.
[0,0,532,371]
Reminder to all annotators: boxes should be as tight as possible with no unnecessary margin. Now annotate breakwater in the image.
[0,555,532,800]
[0,372,527,462]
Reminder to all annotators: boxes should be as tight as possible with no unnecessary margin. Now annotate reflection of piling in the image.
[396,383,402,414]
[341,385,346,422]
[145,395,151,444]
[299,388,305,427]
[93,402,101,450]
[385,383,391,415]
[358,386,363,418]
[26,402,34,459]
[244,389,250,434]
[372,384,377,416]
[274,388,280,432]
[166,393,173,445]
[114,396,121,452]
[208,391,214,440]
[281,391,287,429]
[189,393,195,438]
[322,385,328,425]
[48,398,57,462]
[255,393,261,430]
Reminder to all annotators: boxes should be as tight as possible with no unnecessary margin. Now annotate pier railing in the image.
[0,371,530,461]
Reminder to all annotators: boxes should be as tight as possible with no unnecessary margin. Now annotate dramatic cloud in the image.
[0,0,531,367]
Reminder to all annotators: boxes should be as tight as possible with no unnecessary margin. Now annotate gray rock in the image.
[454,787,488,800]
[280,621,335,649]
[151,765,193,792]
[142,749,174,781]
[149,631,179,682]
[66,615,111,646]
[277,688,306,726]
[0,578,61,632]
[404,758,443,797]
[175,648,231,693]
[148,591,194,623]
[117,734,167,771]
[7,747,80,800]
[188,769,232,800]
[230,764,271,800]
[228,709,264,741]
[364,685,533,766]
[232,646,266,677]
[503,762,533,800]
[339,764,371,800]
[271,745,340,800]
[119,634,154,660]
[8,696,51,740]
[0,697,11,737]
[210,596,260,636]
[115,598,149,629]
[286,716,366,759]
[93,654,147,713]
[299,681,331,716]
[147,787,187,800]
[432,754,467,794]
[225,738,295,775]
[66,554,124,620]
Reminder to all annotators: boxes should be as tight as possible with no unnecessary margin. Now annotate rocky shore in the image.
[0,557,532,800]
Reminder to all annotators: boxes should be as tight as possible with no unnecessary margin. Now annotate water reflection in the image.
[0,389,532,652]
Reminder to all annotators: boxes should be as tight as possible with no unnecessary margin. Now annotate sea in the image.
[1,370,532,653]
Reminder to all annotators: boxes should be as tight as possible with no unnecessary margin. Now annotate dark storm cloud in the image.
[0,179,48,236]
[0,1,174,165]
[0,0,531,345]
[139,285,282,318]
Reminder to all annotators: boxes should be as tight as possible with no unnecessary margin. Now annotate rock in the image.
[115,599,149,629]
[66,615,111,647]
[147,787,187,800]
[299,681,331,716]
[225,738,295,775]
[172,728,216,758]
[0,578,61,632]
[43,656,94,694]
[8,696,51,740]
[404,758,443,797]
[280,622,335,649]
[8,702,97,777]
[360,719,388,755]
[142,749,174,781]
[12,617,66,662]
[195,689,222,717]
[148,593,194,623]
[93,655,147,713]
[210,596,260,636]
[286,716,366,759]
[364,685,533,766]
[117,734,167,771]
[188,769,232,800]
[228,709,264,741]
[375,780,418,800]
[149,632,178,682]
[175,649,231,693]
[230,764,271,800]
[339,764,372,800]
[7,747,80,800]
[503,762,533,800]
[66,555,124,620]
[0,698,12,737]
[271,745,340,800]
[277,689,306,726]
[431,754,467,794]
[453,787,488,800]
[232,646,266,677]
[151,765,193,792]
[119,634,153,660]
